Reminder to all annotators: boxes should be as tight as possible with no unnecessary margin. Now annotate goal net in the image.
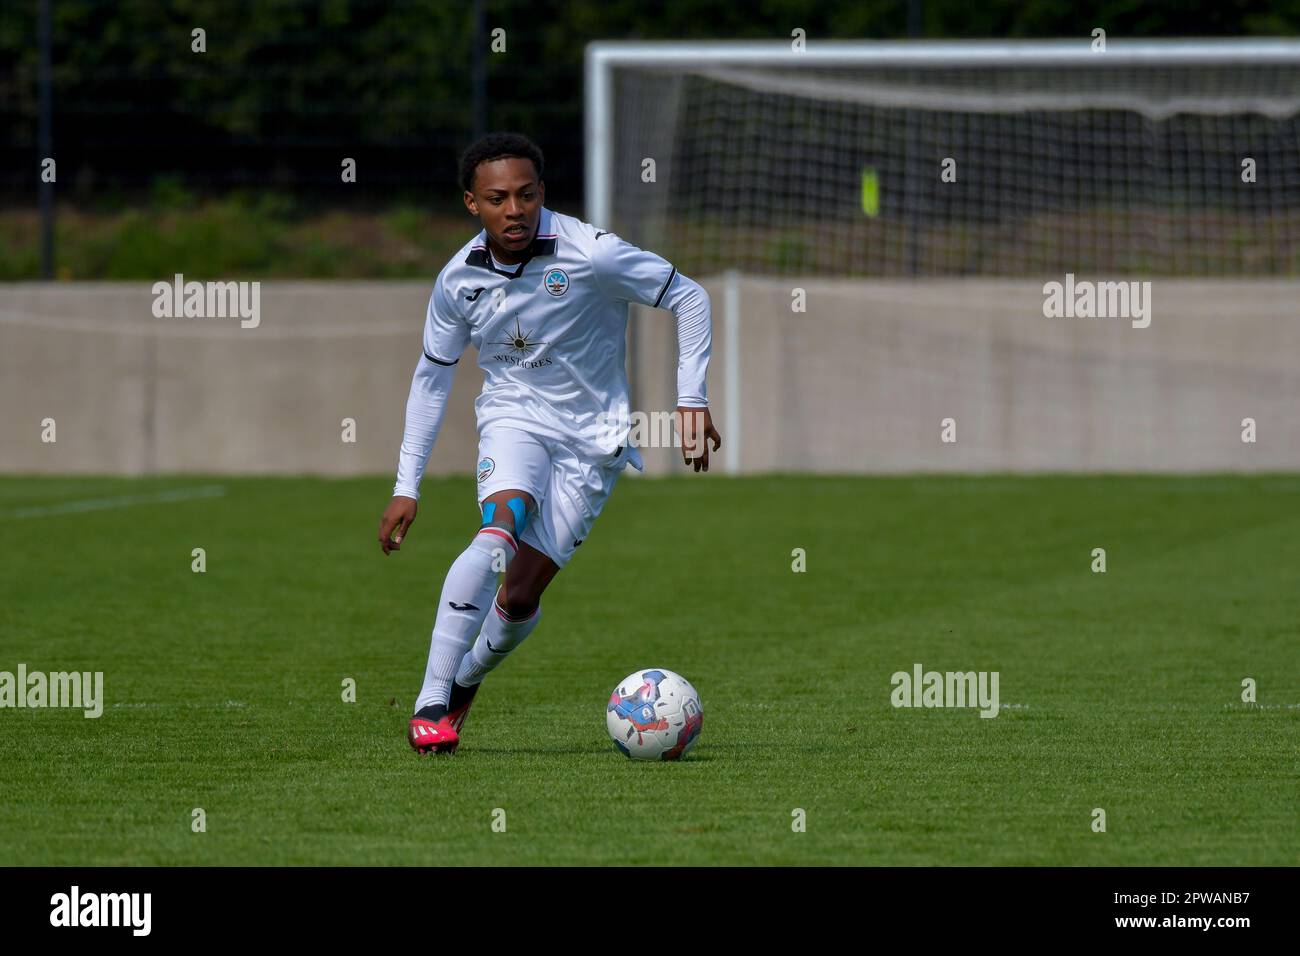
[587,40,1300,279]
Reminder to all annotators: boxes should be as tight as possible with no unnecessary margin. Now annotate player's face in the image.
[463,158,545,264]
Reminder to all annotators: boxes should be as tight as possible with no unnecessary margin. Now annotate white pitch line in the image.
[5,484,227,519]
[112,700,247,710]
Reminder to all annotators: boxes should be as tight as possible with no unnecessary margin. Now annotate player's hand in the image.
[675,406,722,473]
[379,495,418,555]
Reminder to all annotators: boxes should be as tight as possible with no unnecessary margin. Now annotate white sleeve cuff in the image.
[393,356,458,500]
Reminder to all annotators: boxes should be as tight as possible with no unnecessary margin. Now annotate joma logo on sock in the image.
[50,886,151,936]
[890,663,1000,718]
[1042,273,1152,328]
[0,664,103,718]
[151,273,260,329]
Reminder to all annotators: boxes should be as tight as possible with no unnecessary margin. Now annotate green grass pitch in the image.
[1,474,1296,866]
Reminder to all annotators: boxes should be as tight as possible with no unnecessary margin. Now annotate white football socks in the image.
[414,527,516,713]
[455,596,542,687]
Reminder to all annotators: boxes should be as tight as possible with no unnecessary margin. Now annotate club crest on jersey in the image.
[543,268,569,297]
[477,457,495,483]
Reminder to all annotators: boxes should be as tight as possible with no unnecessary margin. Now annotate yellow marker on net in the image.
[861,166,879,217]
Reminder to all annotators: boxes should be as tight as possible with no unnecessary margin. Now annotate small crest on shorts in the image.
[543,268,569,297]
[477,456,495,482]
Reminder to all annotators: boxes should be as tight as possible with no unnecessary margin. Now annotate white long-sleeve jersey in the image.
[393,206,712,500]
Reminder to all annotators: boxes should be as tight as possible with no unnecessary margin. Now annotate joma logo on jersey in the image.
[543,268,569,296]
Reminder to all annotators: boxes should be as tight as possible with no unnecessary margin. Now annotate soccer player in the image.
[378,132,721,754]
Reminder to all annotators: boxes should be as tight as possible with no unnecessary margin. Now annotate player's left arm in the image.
[592,233,722,472]
[658,271,722,473]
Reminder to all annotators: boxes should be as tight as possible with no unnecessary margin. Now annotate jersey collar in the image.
[465,206,557,278]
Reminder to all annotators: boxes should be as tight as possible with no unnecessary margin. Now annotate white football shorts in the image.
[475,423,631,568]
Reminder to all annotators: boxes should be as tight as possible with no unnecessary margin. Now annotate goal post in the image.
[586,38,1300,278]
[585,39,1300,474]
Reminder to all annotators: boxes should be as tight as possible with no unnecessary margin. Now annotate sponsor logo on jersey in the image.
[489,314,552,368]
[477,457,495,482]
[465,287,487,302]
[489,354,555,369]
[543,268,569,297]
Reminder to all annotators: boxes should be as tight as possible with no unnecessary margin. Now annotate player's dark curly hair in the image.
[459,132,544,193]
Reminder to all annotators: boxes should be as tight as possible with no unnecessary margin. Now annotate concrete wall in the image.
[632,277,1300,474]
[2,279,1297,478]
[0,282,481,479]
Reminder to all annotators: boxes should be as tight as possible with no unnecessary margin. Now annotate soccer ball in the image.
[606,668,703,760]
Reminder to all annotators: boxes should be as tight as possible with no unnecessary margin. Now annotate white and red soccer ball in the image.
[606,668,703,761]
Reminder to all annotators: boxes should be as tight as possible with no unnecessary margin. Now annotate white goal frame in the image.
[585,38,1300,227]
[584,38,1300,473]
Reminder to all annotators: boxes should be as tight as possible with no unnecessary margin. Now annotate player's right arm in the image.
[379,274,471,555]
